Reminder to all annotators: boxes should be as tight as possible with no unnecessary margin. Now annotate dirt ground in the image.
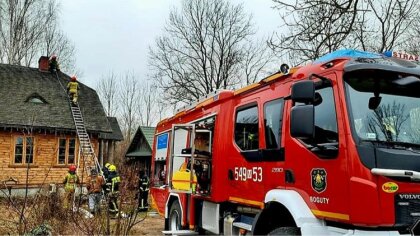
[130,212,165,235]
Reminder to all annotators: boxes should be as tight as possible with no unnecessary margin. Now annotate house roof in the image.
[125,151,152,157]
[99,117,124,141]
[0,63,112,133]
[125,126,156,158]
[141,126,156,148]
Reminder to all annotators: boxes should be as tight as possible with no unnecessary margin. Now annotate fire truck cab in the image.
[150,50,420,235]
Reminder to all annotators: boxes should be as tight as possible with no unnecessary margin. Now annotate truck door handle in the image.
[285,169,295,184]
[228,169,234,180]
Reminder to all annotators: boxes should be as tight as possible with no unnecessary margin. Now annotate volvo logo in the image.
[399,194,420,200]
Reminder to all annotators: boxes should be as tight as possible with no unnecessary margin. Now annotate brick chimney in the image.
[38,56,49,72]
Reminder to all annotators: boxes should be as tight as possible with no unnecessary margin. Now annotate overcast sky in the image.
[60,0,280,88]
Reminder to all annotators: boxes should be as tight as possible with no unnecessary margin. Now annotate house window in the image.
[29,97,44,104]
[14,137,34,164]
[25,93,47,104]
[58,138,77,164]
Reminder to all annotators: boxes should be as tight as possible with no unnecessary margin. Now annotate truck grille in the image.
[395,193,420,227]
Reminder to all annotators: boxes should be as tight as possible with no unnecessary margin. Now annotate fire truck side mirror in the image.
[290,105,315,139]
[291,80,315,103]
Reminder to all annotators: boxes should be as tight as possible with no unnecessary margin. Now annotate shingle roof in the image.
[140,126,156,148]
[99,117,124,141]
[0,63,111,133]
[125,126,156,158]
[126,151,152,157]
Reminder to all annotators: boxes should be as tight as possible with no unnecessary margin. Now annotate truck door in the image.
[227,98,286,206]
[284,73,350,222]
[169,124,196,193]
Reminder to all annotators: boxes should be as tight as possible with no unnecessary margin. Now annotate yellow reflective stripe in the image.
[311,209,349,221]
[229,196,264,209]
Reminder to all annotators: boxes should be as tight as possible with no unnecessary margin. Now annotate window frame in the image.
[294,82,340,159]
[57,137,78,165]
[263,98,285,149]
[234,102,260,151]
[13,136,35,165]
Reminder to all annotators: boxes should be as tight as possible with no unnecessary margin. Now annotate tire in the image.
[169,201,182,231]
[268,227,301,235]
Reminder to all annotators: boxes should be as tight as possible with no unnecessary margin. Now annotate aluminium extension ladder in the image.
[70,105,102,172]
[53,71,102,173]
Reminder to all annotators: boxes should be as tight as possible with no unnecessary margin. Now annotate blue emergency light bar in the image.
[314,49,382,64]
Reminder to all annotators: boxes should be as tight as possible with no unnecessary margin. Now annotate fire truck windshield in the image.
[344,70,420,146]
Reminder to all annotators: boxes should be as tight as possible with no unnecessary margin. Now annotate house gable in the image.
[125,126,156,158]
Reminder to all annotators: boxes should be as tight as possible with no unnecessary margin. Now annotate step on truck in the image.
[150,49,420,235]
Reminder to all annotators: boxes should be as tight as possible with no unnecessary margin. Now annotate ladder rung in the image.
[70,103,100,172]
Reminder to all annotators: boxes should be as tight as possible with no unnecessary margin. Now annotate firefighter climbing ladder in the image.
[54,71,102,173]
[53,71,106,218]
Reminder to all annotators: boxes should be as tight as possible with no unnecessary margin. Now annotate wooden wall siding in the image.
[0,132,99,187]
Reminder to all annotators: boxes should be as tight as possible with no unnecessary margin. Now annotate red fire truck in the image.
[150,50,420,235]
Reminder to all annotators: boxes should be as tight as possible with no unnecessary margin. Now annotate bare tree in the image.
[149,0,271,107]
[119,72,141,141]
[361,0,418,52]
[269,0,360,64]
[97,71,119,117]
[241,39,275,85]
[139,82,158,127]
[0,0,77,73]
[403,17,420,55]
[269,0,420,65]
[42,13,77,73]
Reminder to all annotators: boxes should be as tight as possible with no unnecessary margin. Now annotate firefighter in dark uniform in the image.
[138,170,150,211]
[106,164,121,218]
[49,54,60,73]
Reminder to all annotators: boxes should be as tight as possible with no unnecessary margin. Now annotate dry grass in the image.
[0,197,164,235]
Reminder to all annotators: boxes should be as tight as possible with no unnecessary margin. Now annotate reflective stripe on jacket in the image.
[64,173,78,191]
[111,176,121,193]
[140,176,149,191]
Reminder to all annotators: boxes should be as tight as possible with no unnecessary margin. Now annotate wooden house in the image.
[0,59,122,191]
[125,126,155,175]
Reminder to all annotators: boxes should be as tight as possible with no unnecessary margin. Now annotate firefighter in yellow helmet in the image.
[62,165,79,210]
[67,76,79,105]
[106,164,121,218]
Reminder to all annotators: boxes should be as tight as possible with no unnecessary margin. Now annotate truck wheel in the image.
[268,227,300,235]
[169,201,182,230]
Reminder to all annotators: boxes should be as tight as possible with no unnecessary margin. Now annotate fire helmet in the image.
[105,163,111,169]
[69,165,77,172]
[108,164,117,172]
[71,76,77,82]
